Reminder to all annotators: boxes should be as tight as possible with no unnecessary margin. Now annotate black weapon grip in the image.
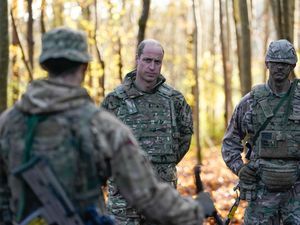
[224,218,231,225]
[194,165,204,193]
[194,165,224,225]
[245,142,252,160]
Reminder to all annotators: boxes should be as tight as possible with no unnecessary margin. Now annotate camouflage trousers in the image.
[243,181,300,225]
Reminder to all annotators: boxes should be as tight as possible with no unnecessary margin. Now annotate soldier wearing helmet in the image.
[222,39,300,224]
[0,27,215,225]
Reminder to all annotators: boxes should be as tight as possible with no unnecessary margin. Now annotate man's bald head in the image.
[136,39,164,58]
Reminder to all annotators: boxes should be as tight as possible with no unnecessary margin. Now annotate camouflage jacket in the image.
[102,71,193,167]
[0,79,203,225]
[222,80,300,175]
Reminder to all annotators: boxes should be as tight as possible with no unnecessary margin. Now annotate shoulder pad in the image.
[0,108,15,132]
[113,85,127,99]
[294,79,300,89]
[250,84,269,100]
[158,83,174,97]
[293,79,300,96]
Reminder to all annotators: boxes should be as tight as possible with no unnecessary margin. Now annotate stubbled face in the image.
[136,43,164,84]
[267,62,293,82]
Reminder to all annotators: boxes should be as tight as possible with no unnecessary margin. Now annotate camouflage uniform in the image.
[0,27,203,225]
[101,71,193,225]
[222,39,300,225]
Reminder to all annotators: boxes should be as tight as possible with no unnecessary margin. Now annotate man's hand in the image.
[196,192,216,218]
[238,164,257,182]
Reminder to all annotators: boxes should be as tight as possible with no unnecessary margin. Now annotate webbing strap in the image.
[16,114,48,222]
[252,79,298,145]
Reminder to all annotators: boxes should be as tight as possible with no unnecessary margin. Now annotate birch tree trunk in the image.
[94,0,105,101]
[192,0,201,164]
[219,0,233,127]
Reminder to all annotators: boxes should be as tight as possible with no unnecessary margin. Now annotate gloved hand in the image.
[238,163,257,183]
[196,192,216,218]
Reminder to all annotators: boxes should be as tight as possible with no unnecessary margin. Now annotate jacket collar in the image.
[122,70,166,98]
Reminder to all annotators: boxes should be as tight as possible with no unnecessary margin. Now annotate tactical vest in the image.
[2,103,105,218]
[114,84,180,165]
[249,81,300,191]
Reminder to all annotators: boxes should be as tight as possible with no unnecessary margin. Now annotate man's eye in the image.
[154,60,161,65]
[144,58,152,63]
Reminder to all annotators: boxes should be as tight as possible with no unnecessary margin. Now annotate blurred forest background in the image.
[0,0,300,224]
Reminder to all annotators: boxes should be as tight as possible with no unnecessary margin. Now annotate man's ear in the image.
[135,55,140,67]
[81,63,88,73]
[265,62,269,69]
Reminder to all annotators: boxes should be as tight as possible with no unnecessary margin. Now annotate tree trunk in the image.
[117,37,123,83]
[219,0,233,128]
[208,0,217,138]
[270,0,295,42]
[233,0,252,96]
[117,1,126,83]
[270,0,295,79]
[233,0,242,87]
[11,10,33,81]
[192,0,201,164]
[0,0,9,113]
[52,0,64,27]
[262,0,270,82]
[137,0,151,46]
[40,0,46,34]
[239,0,252,94]
[94,0,105,101]
[81,5,93,89]
[27,0,34,70]
[12,0,20,103]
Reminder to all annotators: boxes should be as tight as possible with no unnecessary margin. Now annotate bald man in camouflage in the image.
[222,39,300,224]
[101,39,193,225]
[0,27,215,225]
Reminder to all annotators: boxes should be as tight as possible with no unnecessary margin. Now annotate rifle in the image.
[194,165,241,225]
[194,165,223,225]
[13,156,85,225]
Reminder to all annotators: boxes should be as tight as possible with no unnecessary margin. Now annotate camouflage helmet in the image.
[39,27,92,64]
[265,39,297,65]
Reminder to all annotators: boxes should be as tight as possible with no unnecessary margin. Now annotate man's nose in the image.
[149,61,155,70]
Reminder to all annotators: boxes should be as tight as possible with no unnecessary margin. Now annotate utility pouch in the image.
[258,131,288,158]
[260,161,299,192]
[239,181,257,201]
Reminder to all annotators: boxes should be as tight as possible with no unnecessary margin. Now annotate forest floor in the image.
[177,145,247,225]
